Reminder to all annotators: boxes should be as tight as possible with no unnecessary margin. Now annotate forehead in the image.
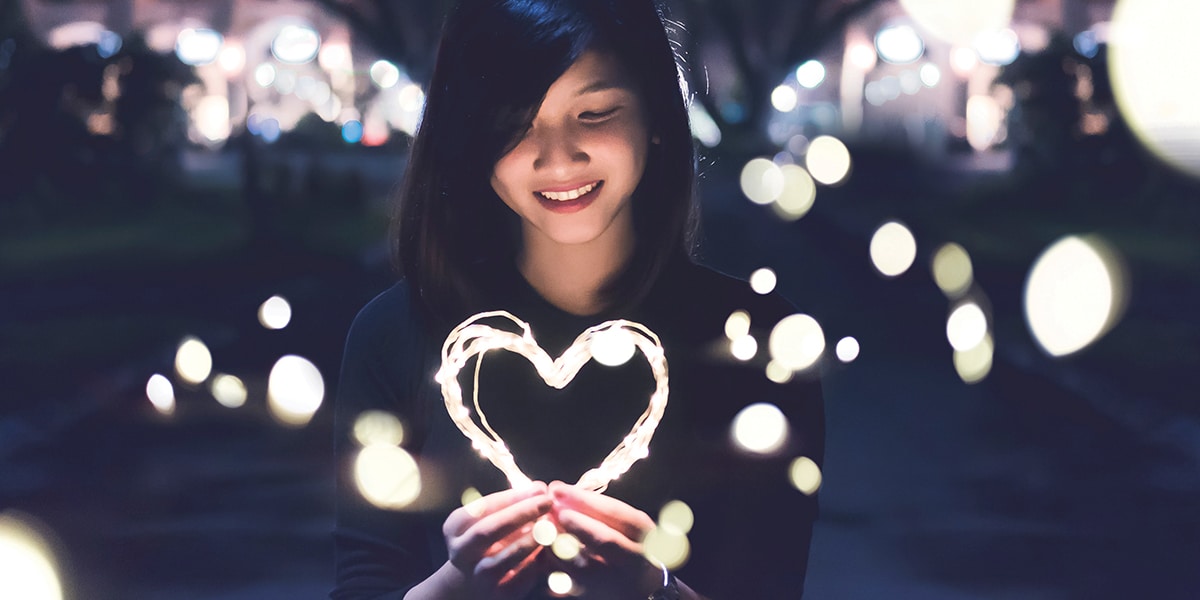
[548,48,635,97]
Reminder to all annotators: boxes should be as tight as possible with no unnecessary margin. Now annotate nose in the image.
[531,126,588,175]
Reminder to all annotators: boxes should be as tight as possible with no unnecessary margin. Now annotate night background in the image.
[1,0,1198,598]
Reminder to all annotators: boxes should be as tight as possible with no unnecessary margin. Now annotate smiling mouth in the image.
[536,181,602,201]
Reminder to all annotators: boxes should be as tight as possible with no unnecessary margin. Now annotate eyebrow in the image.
[575,80,635,97]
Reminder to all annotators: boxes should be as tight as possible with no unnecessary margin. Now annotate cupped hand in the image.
[442,482,552,599]
[545,480,664,597]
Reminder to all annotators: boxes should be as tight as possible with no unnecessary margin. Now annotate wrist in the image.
[645,563,680,600]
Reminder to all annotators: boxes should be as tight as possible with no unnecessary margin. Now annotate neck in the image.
[517,224,634,317]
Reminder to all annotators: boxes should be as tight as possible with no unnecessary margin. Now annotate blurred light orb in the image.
[932,242,974,297]
[47,21,108,50]
[175,337,213,385]
[258,295,292,330]
[900,70,922,95]
[460,487,483,508]
[725,310,751,340]
[533,518,558,546]
[210,374,247,409]
[370,60,401,89]
[398,84,426,113]
[899,0,1015,46]
[146,373,175,415]
[749,268,777,295]
[920,63,942,87]
[688,104,723,148]
[194,96,231,143]
[1073,29,1101,59]
[353,410,405,447]
[354,444,421,509]
[267,355,324,426]
[789,456,823,496]
[175,28,222,66]
[730,335,758,362]
[547,571,573,595]
[950,46,979,77]
[954,332,994,384]
[0,513,63,600]
[765,360,794,384]
[775,165,817,220]
[590,327,637,367]
[731,402,789,454]
[642,526,690,570]
[796,60,826,89]
[835,337,860,363]
[847,43,877,71]
[875,24,925,64]
[658,500,695,536]
[771,85,798,113]
[769,314,825,372]
[869,222,917,277]
[966,95,1004,150]
[740,158,785,205]
[1024,236,1126,357]
[946,302,988,352]
[1110,0,1200,179]
[254,63,276,88]
[217,42,245,74]
[805,136,851,185]
[975,28,1021,65]
[342,120,364,144]
[318,42,351,70]
[271,24,321,64]
[552,533,582,561]
[274,69,297,95]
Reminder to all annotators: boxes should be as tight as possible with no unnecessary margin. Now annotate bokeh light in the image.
[765,360,794,384]
[0,512,63,600]
[552,533,582,561]
[642,526,690,570]
[658,500,694,536]
[353,411,405,447]
[730,335,758,362]
[789,456,822,496]
[533,518,558,546]
[740,158,785,205]
[946,302,988,352]
[590,328,636,367]
[954,332,994,384]
[749,268,777,295]
[341,120,364,144]
[932,242,974,297]
[847,43,877,71]
[974,28,1021,66]
[354,444,421,510]
[774,164,817,220]
[175,336,212,385]
[271,24,321,64]
[547,571,574,595]
[175,28,222,66]
[209,374,247,409]
[146,373,175,415]
[899,0,1015,46]
[920,63,942,87]
[1024,236,1127,357]
[966,95,1004,150]
[254,63,276,88]
[804,136,851,185]
[771,85,798,112]
[370,60,401,89]
[1109,0,1200,179]
[460,487,483,508]
[725,310,751,340]
[731,402,789,454]
[398,84,426,114]
[836,337,860,363]
[217,42,245,75]
[796,60,826,89]
[769,314,825,372]
[193,96,231,143]
[267,355,324,426]
[869,221,917,277]
[875,24,924,64]
[258,295,292,330]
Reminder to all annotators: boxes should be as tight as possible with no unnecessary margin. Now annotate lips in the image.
[533,180,603,214]
[535,180,601,201]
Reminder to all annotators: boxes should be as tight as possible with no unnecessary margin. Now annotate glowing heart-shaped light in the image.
[436,311,669,492]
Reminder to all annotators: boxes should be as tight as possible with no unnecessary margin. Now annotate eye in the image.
[579,107,621,122]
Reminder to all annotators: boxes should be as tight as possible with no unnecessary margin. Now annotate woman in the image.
[333,0,824,598]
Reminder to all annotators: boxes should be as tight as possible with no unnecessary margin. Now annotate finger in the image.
[496,542,544,592]
[476,534,542,584]
[556,507,642,562]
[445,482,548,537]
[453,494,552,563]
[550,481,654,541]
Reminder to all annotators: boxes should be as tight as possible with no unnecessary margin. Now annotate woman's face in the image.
[490,49,651,252]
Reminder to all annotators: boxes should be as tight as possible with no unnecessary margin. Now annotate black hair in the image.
[393,0,698,325]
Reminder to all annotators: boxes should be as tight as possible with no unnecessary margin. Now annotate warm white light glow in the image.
[272,24,321,64]
[267,355,324,426]
[772,85,798,112]
[724,310,751,340]
[796,60,826,89]
[765,360,794,384]
[967,94,1005,150]
[461,487,483,508]
[0,513,63,600]
[354,444,421,509]
[847,43,878,71]
[932,243,973,297]
[175,28,222,66]
[370,60,401,89]
[870,222,917,277]
[533,518,558,546]
[547,571,574,595]
[775,164,817,220]
[920,63,942,87]
[1024,236,1126,357]
[590,328,637,367]
[552,533,582,560]
[642,527,690,570]
[954,332,994,383]
[398,84,426,113]
[805,136,851,185]
[146,373,175,415]
[210,374,247,408]
[950,46,979,77]
[175,337,213,385]
[258,295,292,330]
[730,335,758,361]
[749,268,777,295]
[318,42,351,71]
[740,158,785,205]
[769,314,825,372]
[899,0,1016,46]
[353,410,405,447]
[975,28,1021,65]
[194,95,231,143]
[1109,0,1200,178]
[731,402,789,454]
[658,500,694,536]
[836,337,860,363]
[217,42,245,75]
[946,302,988,352]
[254,63,276,88]
[875,24,925,64]
[789,456,822,496]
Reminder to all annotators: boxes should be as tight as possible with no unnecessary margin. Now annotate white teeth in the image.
[538,182,597,201]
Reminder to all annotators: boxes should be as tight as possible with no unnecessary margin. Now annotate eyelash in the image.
[580,107,620,122]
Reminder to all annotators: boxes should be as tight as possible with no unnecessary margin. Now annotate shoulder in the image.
[344,280,426,356]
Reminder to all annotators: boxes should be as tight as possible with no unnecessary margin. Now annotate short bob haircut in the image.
[393,0,698,325]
